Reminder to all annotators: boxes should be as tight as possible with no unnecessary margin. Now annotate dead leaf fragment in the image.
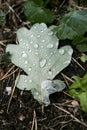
[0,69,4,79]
[71,100,79,107]
[18,114,26,121]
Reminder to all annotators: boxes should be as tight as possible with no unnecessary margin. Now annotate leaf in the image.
[69,89,81,100]
[73,37,87,52]
[0,52,11,62]
[24,0,55,24]
[80,53,87,62]
[79,92,87,113]
[69,76,82,89]
[70,74,87,92]
[29,0,44,6]
[69,74,87,112]
[0,11,5,26]
[6,23,73,105]
[51,9,87,40]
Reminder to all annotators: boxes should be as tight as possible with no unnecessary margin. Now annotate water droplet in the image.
[41,45,44,49]
[51,52,53,55]
[25,61,28,64]
[26,44,28,47]
[37,35,41,38]
[47,44,54,49]
[28,67,32,71]
[33,26,37,29]
[36,92,39,96]
[41,30,44,32]
[24,79,27,82]
[64,61,70,64]
[42,40,45,43]
[40,59,47,68]
[20,39,22,42]
[68,49,73,55]
[35,52,38,55]
[30,41,33,44]
[48,62,51,66]
[22,52,27,58]
[23,43,26,45]
[41,23,47,30]
[34,44,39,48]
[48,70,53,76]
[29,49,31,53]
[57,71,59,74]
[31,34,33,38]
[48,31,53,36]
[29,79,32,83]
[33,63,35,66]
[59,49,64,55]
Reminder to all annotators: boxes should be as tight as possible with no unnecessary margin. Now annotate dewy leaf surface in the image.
[6,23,73,105]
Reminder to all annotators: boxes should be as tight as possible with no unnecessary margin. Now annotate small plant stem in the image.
[59,0,66,9]
[53,103,87,127]
[7,71,20,113]
[72,57,85,71]
[61,73,74,83]
[31,110,37,130]
[0,65,15,81]
[5,2,22,23]
[0,67,19,81]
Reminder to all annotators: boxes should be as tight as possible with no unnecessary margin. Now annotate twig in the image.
[0,41,6,46]
[5,2,22,23]
[53,103,87,127]
[59,0,66,9]
[0,66,19,81]
[1,68,19,80]
[0,65,15,81]
[61,73,74,83]
[72,57,85,71]
[31,110,37,130]
[7,71,20,113]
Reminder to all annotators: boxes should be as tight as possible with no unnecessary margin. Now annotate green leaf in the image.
[79,92,87,113]
[81,74,87,91]
[52,9,87,40]
[69,76,82,89]
[24,0,55,24]
[6,23,73,105]
[73,37,87,52]
[69,89,81,100]
[0,11,5,26]
[28,0,44,6]
[70,74,87,91]
[69,74,87,112]
[0,52,11,62]
[80,54,87,62]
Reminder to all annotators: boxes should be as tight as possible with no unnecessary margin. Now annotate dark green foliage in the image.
[0,11,6,26]
[0,52,11,62]
[51,9,87,40]
[72,37,87,52]
[51,9,87,52]
[24,0,55,24]
[80,54,87,62]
